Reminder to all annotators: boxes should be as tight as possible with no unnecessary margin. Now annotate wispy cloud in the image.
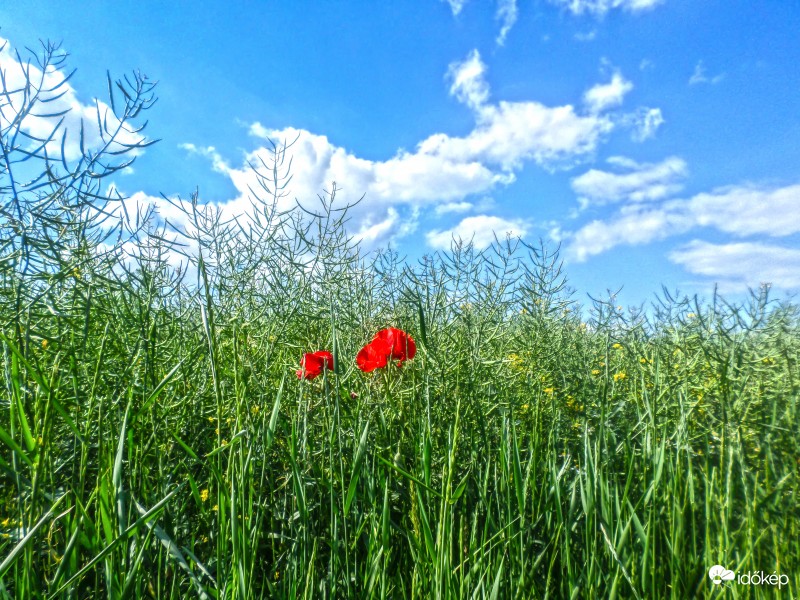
[426,215,529,249]
[627,107,664,141]
[689,60,725,85]
[442,0,468,16]
[495,0,519,46]
[549,0,665,17]
[571,156,687,207]
[583,72,634,113]
[565,183,800,261]
[670,240,800,291]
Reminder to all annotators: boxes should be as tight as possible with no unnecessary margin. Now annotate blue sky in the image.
[3,0,800,307]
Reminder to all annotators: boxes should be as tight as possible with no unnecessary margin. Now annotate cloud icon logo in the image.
[709,565,735,585]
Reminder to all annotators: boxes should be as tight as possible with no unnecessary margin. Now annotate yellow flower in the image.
[208,416,215,423]
[544,387,555,395]
[521,403,529,411]
[221,439,228,446]
[269,335,276,343]
[215,428,220,435]
[687,313,696,319]
[613,372,626,382]
[212,504,218,512]
[639,357,648,364]
[200,489,209,502]
[612,343,623,350]
[251,405,260,415]
[41,339,48,349]
[507,353,524,372]
[592,369,601,376]
[1,517,9,527]
[72,267,81,279]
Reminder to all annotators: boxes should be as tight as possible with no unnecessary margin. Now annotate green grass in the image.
[1,202,798,598]
[1,45,798,598]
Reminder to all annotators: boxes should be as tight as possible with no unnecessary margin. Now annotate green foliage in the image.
[1,43,798,599]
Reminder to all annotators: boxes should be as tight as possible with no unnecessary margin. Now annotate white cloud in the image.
[629,107,664,141]
[495,0,519,46]
[435,201,473,215]
[565,182,800,261]
[550,0,665,16]
[426,215,529,249]
[0,37,146,165]
[571,156,687,206]
[583,72,633,114]
[689,61,725,85]
[669,240,800,291]
[447,50,490,109]
[443,0,468,15]
[168,50,618,251]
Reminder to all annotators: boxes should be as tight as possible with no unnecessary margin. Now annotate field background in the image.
[1,52,799,600]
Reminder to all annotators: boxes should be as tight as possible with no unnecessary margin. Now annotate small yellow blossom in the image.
[521,403,529,411]
[269,335,276,343]
[1,517,9,527]
[639,357,648,364]
[613,372,626,382]
[762,357,774,365]
[72,267,81,279]
[612,343,623,350]
[215,428,220,435]
[592,369,601,376]
[251,405,260,415]
[544,387,555,395]
[212,504,218,512]
[221,439,228,446]
[226,417,234,424]
[41,339,48,349]
[208,416,215,423]
[200,489,209,502]
[687,313,696,319]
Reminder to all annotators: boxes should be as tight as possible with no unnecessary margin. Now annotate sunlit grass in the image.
[1,42,798,599]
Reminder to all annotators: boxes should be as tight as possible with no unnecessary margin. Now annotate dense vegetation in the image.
[1,42,798,599]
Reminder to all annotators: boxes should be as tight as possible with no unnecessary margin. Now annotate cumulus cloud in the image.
[0,37,147,165]
[426,215,529,249]
[669,240,800,291]
[176,49,617,250]
[571,156,687,207]
[495,0,519,46]
[550,0,665,16]
[583,72,634,114]
[565,182,800,261]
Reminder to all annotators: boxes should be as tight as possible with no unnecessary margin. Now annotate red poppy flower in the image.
[296,350,334,380]
[374,328,416,364]
[356,338,390,372]
[356,328,416,372]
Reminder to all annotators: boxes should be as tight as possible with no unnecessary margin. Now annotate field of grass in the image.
[1,47,799,599]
